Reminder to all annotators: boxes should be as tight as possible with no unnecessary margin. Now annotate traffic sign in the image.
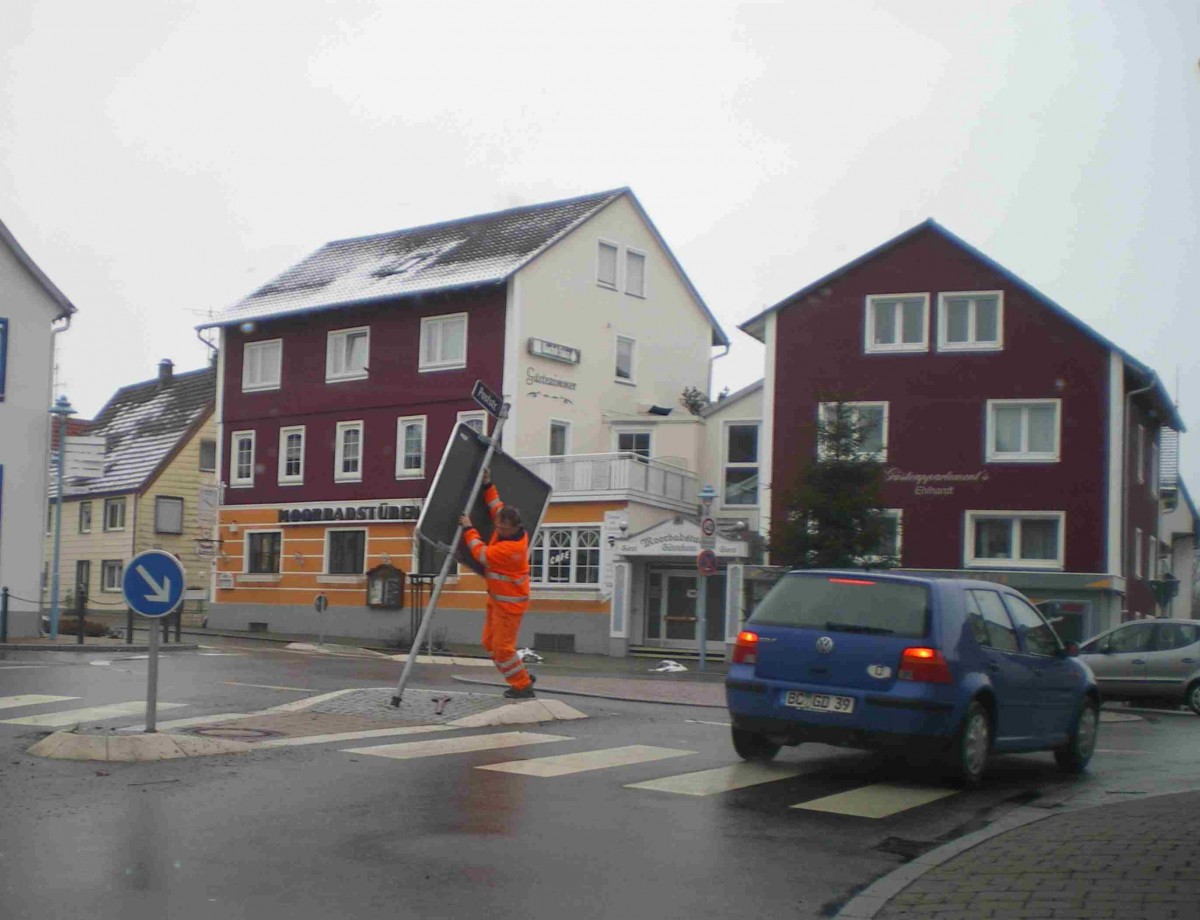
[122,550,186,618]
[314,594,329,613]
[472,379,504,418]
[697,549,718,577]
[701,517,715,536]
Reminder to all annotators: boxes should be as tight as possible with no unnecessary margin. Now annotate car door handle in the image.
[1131,659,1146,665]
[1183,658,1196,664]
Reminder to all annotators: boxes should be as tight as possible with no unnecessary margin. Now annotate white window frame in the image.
[244,529,283,575]
[278,426,305,486]
[985,399,1061,463]
[457,410,488,436]
[154,496,184,535]
[230,431,256,488]
[529,525,602,586]
[1149,438,1159,497]
[103,497,126,532]
[549,419,571,456]
[721,420,760,509]
[101,559,124,593]
[334,421,364,483]
[597,240,619,289]
[325,527,368,576]
[395,415,427,479]
[614,334,636,385]
[613,426,653,459]
[419,313,468,372]
[1134,527,1143,579]
[624,248,646,297]
[325,326,370,383]
[199,439,217,472]
[864,293,929,354]
[79,501,92,534]
[964,511,1066,570]
[937,291,1004,352]
[865,509,903,563]
[818,401,889,461]
[242,339,282,392]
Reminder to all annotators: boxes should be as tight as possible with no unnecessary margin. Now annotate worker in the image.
[460,469,536,699]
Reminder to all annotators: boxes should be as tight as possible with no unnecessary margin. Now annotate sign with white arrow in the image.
[122,550,186,618]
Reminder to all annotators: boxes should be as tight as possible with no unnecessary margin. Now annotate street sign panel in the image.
[697,549,718,577]
[314,594,329,613]
[122,550,186,618]
[472,379,504,418]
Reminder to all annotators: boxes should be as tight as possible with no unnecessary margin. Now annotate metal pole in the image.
[145,619,160,732]
[76,584,86,645]
[126,607,134,644]
[1,586,8,644]
[48,411,67,639]
[391,404,509,706]
[697,573,707,672]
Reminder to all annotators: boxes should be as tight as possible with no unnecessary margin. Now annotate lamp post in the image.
[48,394,76,640]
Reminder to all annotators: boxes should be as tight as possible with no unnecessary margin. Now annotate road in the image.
[2,639,1198,919]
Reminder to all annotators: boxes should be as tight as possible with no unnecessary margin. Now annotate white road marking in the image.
[479,745,694,777]
[263,725,454,748]
[684,719,730,727]
[89,661,113,666]
[223,682,314,692]
[1095,748,1149,754]
[1,701,187,727]
[626,762,803,796]
[0,694,79,711]
[792,783,957,819]
[0,665,52,670]
[343,731,572,760]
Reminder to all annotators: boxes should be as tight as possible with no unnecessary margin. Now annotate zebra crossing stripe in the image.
[343,731,572,760]
[1,701,187,727]
[0,695,79,711]
[626,762,803,795]
[479,745,694,777]
[791,783,957,819]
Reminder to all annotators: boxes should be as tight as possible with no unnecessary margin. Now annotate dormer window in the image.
[864,294,929,353]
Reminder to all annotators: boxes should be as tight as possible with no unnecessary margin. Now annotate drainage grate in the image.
[185,726,282,741]
[247,622,269,633]
[534,633,575,653]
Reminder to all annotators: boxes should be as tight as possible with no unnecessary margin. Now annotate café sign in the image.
[614,518,747,558]
[276,500,423,524]
[528,337,581,365]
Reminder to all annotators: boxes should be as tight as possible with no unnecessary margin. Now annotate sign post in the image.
[121,550,185,733]
[696,484,717,672]
[391,381,508,707]
[314,593,329,645]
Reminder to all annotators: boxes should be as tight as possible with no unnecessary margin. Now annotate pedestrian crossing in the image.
[0,694,186,727]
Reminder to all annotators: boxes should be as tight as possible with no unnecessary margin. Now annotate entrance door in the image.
[645,570,725,649]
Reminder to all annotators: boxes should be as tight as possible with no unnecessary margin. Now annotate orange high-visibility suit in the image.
[463,484,533,691]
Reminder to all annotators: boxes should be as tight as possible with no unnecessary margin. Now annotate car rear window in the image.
[748,574,930,638]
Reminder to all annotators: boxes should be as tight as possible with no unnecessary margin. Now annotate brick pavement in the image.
[869,791,1200,920]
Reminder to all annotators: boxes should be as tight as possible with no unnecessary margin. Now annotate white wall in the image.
[699,386,764,535]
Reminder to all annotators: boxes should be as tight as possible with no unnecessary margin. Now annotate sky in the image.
[2,1,1198,486]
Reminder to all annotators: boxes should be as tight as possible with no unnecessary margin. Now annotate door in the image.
[1003,593,1079,740]
[1145,622,1200,697]
[967,589,1036,743]
[645,570,726,648]
[1081,622,1155,699]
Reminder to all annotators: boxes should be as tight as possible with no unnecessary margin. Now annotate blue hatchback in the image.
[725,571,1100,786]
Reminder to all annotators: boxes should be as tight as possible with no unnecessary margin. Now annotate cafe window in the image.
[327,529,367,575]
[530,527,601,585]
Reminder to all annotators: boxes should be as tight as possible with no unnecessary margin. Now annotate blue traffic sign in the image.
[122,550,186,618]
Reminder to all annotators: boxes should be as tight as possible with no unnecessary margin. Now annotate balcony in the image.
[519,452,698,512]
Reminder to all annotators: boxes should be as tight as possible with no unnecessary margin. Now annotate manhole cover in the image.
[185,726,281,741]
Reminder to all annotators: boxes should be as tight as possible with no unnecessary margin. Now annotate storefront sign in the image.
[614,518,747,558]
[885,468,989,497]
[528,338,581,365]
[276,502,422,524]
[525,367,577,390]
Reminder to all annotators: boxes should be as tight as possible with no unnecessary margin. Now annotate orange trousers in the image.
[481,603,532,690]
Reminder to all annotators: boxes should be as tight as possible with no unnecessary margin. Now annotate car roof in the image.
[784,569,1023,594]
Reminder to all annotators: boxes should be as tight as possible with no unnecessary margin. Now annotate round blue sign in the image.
[122,550,187,618]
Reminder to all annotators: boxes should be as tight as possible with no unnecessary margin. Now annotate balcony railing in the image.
[519,452,698,511]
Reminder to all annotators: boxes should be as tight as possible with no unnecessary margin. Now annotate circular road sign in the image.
[701,517,716,537]
[697,549,719,577]
[314,594,329,613]
[122,550,186,618]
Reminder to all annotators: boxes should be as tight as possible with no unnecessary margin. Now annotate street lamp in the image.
[48,394,76,640]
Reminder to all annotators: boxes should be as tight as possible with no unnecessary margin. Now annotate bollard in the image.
[75,586,87,645]
[1,586,8,644]
[161,615,168,643]
[126,607,134,644]
[174,607,182,643]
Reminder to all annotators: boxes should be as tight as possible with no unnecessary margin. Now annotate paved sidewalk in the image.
[838,790,1200,920]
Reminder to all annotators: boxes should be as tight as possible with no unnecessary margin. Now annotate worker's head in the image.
[496,506,523,538]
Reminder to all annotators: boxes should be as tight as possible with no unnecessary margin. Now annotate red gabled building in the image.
[741,220,1184,641]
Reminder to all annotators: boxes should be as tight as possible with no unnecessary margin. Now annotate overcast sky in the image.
[3,1,1197,486]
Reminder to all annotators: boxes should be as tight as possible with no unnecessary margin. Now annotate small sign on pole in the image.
[472,379,504,418]
[122,550,186,733]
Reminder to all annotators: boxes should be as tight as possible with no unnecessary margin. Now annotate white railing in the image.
[520,452,699,510]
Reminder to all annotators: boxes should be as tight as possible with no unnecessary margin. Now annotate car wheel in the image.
[1187,682,1200,716]
[1054,697,1099,774]
[949,701,990,789]
[731,727,781,762]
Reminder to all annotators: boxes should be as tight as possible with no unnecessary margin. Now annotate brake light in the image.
[828,577,876,586]
[732,630,759,665]
[898,647,953,684]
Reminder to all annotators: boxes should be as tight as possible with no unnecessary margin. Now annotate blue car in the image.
[725,571,1100,786]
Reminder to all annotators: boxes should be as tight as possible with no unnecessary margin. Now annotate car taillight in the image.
[732,630,758,665]
[898,647,953,684]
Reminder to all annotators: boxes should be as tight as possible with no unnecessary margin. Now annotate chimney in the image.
[158,359,174,385]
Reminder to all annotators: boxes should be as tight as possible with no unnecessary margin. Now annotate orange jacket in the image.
[463,484,530,615]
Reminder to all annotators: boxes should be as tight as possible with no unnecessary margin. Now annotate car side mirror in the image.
[1062,641,1079,658]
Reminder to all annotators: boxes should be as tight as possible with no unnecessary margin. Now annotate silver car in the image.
[1078,619,1200,714]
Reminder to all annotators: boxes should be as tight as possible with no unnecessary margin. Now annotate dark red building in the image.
[741,220,1183,640]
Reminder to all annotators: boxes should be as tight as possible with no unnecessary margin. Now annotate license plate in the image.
[783,690,855,714]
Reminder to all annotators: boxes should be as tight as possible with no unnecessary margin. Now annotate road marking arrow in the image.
[136,565,172,603]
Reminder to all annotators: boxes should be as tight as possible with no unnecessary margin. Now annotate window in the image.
[78,501,92,534]
[615,335,636,383]
[530,527,601,585]
[199,439,217,472]
[457,410,487,436]
[103,497,126,532]
[938,291,1003,351]
[1084,622,1154,655]
[326,327,370,382]
[549,420,570,457]
[1002,594,1061,656]
[1136,424,1145,483]
[986,399,1060,462]
[46,503,53,534]
[818,402,888,460]
[965,511,1064,569]
[101,560,124,593]
[242,340,282,391]
[625,249,646,297]
[868,509,903,562]
[246,532,282,574]
[966,590,1020,652]
[396,416,426,479]
[327,529,366,574]
[723,422,759,506]
[0,317,8,401]
[616,429,651,459]
[278,426,305,485]
[1149,438,1159,496]
[597,241,618,288]
[230,431,255,487]
[864,294,928,353]
[1154,622,1199,652]
[154,497,184,535]
[419,313,467,371]
[1134,527,1143,579]
[335,421,363,482]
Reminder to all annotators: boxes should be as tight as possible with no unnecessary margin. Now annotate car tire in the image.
[731,727,781,762]
[1187,682,1200,716]
[1054,697,1099,774]
[948,701,990,789]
